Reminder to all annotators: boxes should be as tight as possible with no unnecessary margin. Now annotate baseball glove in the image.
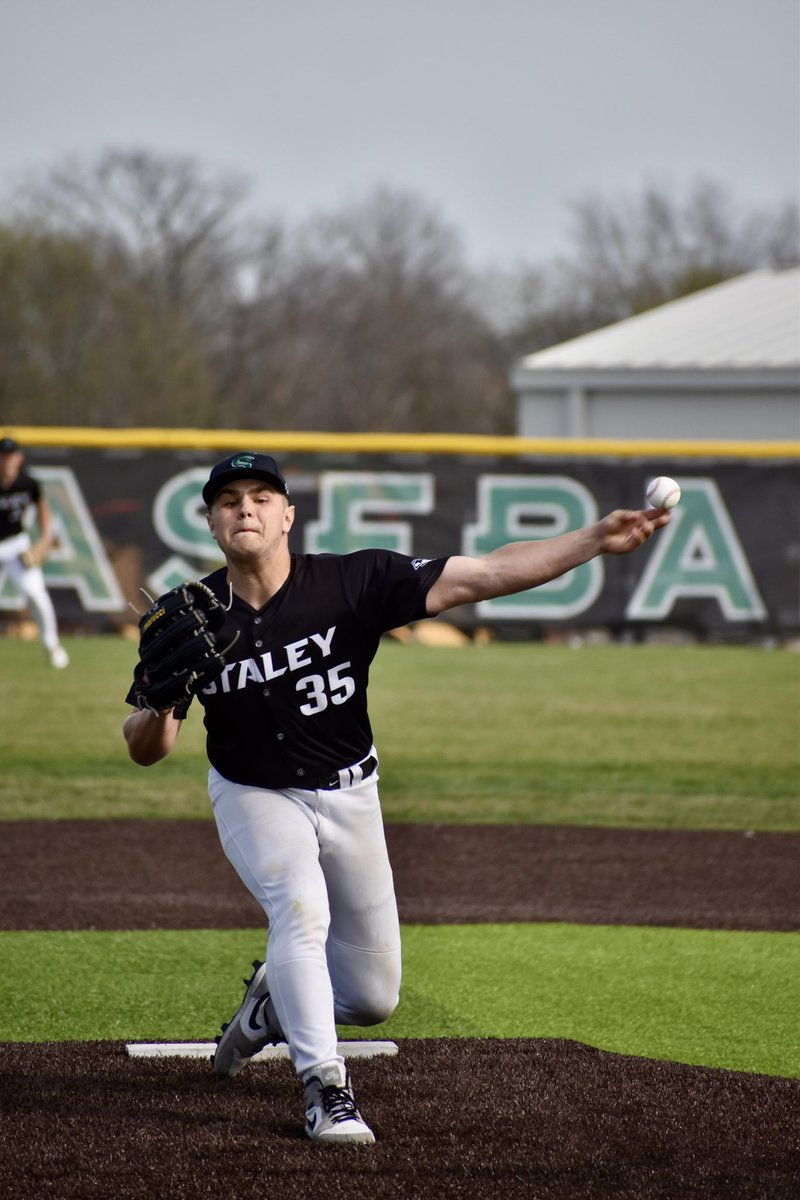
[134,580,229,712]
[20,542,49,568]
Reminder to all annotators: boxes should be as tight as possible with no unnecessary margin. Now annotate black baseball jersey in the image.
[128,549,448,789]
[0,472,40,541]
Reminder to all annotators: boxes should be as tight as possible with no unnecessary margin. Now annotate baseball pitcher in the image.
[123,451,670,1145]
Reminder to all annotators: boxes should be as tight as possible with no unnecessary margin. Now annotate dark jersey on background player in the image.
[0,466,44,540]
[0,435,69,669]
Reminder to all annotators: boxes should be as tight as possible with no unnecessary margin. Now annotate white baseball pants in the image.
[0,533,61,652]
[208,756,402,1077]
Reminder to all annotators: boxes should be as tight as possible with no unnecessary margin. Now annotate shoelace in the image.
[320,1084,360,1124]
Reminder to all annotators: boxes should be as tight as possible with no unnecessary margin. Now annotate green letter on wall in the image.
[149,467,224,594]
[305,472,434,554]
[626,478,766,621]
[463,475,602,618]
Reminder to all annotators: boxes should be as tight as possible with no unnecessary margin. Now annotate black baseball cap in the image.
[0,436,20,453]
[202,451,289,507]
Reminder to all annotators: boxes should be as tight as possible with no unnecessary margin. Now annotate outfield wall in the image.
[2,428,799,639]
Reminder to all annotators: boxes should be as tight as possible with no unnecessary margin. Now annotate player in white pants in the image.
[123,450,670,1146]
[209,760,401,1078]
[0,436,68,669]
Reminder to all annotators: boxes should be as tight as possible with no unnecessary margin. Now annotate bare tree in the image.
[2,149,258,424]
[480,178,800,356]
[10,148,253,316]
[4,157,793,431]
[223,188,512,433]
[4,163,511,433]
[0,222,215,426]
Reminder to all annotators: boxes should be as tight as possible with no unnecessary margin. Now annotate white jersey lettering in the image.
[205,626,342,698]
[309,627,336,657]
[218,662,239,694]
[238,658,265,687]
[285,638,313,671]
[260,651,289,681]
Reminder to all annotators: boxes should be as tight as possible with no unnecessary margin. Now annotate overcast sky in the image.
[1,0,798,268]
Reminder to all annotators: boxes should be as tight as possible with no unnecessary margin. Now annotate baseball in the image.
[645,476,681,510]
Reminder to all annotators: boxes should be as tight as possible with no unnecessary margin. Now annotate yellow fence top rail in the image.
[5,426,800,459]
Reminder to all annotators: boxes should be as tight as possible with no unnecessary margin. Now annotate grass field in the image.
[1,924,798,1078]
[1,634,798,1080]
[0,635,798,827]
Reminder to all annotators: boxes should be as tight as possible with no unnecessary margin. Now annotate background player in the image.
[123,451,670,1146]
[0,435,69,669]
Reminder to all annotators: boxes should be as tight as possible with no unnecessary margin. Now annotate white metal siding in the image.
[518,390,800,440]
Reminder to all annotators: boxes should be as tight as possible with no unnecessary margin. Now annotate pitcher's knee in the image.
[357,989,399,1026]
[335,978,399,1027]
[343,996,398,1027]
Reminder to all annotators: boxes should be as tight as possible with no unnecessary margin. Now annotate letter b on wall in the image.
[463,475,602,618]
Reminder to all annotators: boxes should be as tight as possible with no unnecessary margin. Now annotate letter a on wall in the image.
[626,478,766,622]
[0,467,125,612]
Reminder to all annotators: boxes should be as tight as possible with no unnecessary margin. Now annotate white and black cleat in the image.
[303,1062,375,1145]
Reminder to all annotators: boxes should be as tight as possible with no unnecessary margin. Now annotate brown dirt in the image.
[1,821,799,1199]
[1,1040,797,1200]
[1,820,798,931]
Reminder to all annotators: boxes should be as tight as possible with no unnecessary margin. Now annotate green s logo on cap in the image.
[231,455,256,468]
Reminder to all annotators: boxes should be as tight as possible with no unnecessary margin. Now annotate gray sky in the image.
[1,0,798,268]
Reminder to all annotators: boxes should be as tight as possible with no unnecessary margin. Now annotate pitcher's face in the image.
[206,479,294,563]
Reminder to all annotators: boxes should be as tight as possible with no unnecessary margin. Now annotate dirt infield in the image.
[1,1039,798,1200]
[2,821,799,1199]
[2,820,799,931]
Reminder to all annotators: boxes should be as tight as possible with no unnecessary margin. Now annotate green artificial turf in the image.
[0,636,798,828]
[1,924,797,1079]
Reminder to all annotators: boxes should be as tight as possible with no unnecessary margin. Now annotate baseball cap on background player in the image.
[202,452,290,508]
[0,436,20,453]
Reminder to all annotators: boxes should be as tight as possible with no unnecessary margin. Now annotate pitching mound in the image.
[1,1039,798,1200]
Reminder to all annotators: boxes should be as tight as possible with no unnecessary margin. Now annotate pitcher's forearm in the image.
[426,509,669,614]
[480,525,603,594]
[428,526,603,611]
[123,708,182,765]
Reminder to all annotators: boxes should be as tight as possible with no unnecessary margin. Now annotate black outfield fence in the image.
[3,430,799,639]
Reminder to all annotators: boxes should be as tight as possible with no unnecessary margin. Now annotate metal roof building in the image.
[511,268,800,440]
